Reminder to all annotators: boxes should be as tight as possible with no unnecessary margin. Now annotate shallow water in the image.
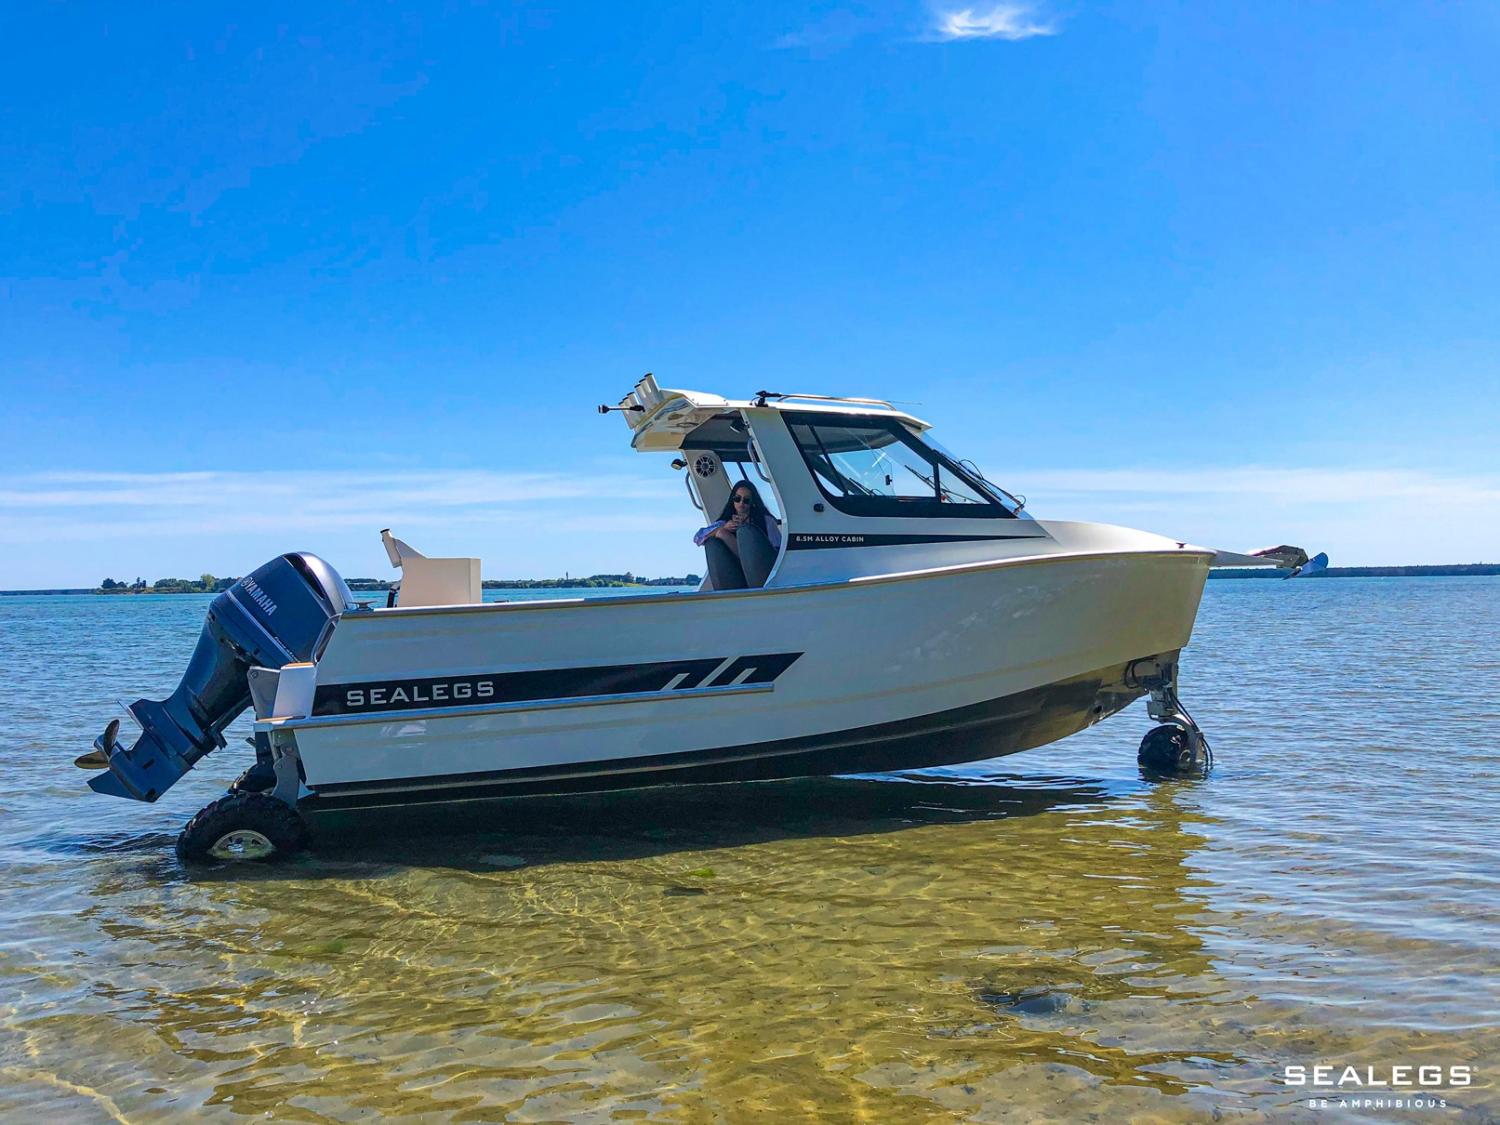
[1,580,1496,1121]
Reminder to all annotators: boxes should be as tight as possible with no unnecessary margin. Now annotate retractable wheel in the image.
[1137,723,1204,777]
[176,792,309,863]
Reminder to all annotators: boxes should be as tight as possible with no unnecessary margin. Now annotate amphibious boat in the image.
[79,378,1308,860]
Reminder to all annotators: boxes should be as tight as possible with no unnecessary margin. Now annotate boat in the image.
[78,377,1309,860]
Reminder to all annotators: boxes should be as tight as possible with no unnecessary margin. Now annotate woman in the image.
[694,480,782,590]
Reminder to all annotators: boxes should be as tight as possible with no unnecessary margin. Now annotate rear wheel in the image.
[177,792,308,863]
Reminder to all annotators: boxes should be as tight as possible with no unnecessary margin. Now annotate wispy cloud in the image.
[5,462,1498,586]
[929,3,1057,41]
[772,10,880,52]
[1010,465,1500,508]
[773,3,1056,53]
[0,468,677,540]
[10,465,1498,529]
[0,467,695,587]
[999,464,1500,565]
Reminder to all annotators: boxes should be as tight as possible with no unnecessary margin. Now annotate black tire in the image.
[176,792,309,863]
[1137,723,1200,776]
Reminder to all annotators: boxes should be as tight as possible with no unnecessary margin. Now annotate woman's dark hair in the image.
[718,479,773,526]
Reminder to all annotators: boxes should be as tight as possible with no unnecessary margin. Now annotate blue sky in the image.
[3,2,1497,587]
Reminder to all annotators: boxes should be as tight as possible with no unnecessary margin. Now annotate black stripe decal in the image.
[313,653,802,717]
[705,651,803,688]
[786,532,1036,550]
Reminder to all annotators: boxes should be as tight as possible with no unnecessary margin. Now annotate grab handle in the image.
[746,439,772,484]
[684,471,705,513]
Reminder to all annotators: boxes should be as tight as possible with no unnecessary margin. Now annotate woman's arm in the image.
[693,520,727,547]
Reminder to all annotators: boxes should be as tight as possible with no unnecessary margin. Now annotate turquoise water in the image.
[1,579,1496,1120]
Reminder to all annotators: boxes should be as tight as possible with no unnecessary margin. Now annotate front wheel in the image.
[177,792,309,863]
[1137,723,1203,777]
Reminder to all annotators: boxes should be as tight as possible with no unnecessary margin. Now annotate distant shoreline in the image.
[1,573,701,596]
[1208,563,1500,579]
[3,564,1498,595]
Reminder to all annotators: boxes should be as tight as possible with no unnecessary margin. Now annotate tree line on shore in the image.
[350,572,701,590]
[99,575,235,594]
[97,572,700,594]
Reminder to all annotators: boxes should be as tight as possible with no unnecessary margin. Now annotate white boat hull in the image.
[284,545,1211,810]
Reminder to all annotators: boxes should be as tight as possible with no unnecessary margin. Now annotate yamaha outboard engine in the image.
[86,553,354,802]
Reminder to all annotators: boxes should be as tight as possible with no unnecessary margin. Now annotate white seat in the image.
[381,529,482,607]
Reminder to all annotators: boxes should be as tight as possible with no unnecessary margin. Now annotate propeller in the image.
[74,718,119,770]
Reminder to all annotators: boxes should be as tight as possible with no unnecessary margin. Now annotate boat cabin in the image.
[612,375,1047,590]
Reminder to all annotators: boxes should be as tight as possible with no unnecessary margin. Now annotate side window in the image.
[786,414,1013,518]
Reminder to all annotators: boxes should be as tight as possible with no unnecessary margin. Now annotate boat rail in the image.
[752,390,901,410]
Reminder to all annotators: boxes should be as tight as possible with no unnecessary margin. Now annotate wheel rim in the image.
[209,829,276,860]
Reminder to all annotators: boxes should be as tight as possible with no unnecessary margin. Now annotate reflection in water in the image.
[13,773,1249,1121]
[3,582,1499,1120]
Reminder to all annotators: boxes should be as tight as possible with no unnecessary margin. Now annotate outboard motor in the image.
[86,553,354,802]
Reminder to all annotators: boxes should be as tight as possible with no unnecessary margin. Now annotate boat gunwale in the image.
[354,545,1215,620]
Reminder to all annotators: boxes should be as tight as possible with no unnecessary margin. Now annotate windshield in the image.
[920,434,1028,516]
[783,411,1020,519]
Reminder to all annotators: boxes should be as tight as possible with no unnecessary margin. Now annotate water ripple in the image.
[1,580,1497,1119]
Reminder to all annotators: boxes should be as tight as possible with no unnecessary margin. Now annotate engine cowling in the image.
[87,553,353,802]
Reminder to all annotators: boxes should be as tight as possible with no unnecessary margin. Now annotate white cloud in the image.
[930,3,1056,41]
[773,3,1056,52]
[772,11,878,51]
[0,468,665,514]
[0,468,698,587]
[999,464,1500,566]
[4,461,1498,588]
[1011,465,1500,508]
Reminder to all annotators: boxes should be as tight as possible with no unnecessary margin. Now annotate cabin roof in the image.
[616,375,930,452]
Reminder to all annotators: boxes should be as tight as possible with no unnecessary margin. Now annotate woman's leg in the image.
[736,523,777,588]
[704,537,747,591]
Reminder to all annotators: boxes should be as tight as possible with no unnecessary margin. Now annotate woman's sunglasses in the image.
[732,495,752,505]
